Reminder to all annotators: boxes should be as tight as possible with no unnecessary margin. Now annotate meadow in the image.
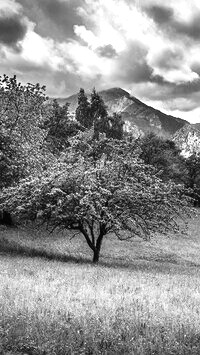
[0,211,200,354]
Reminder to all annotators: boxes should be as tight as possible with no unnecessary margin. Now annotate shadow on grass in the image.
[0,237,91,265]
[1,235,200,273]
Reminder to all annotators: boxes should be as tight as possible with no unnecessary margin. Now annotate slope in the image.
[56,87,188,137]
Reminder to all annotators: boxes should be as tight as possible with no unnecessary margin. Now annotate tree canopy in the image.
[76,88,92,129]
[75,88,124,140]
[0,75,49,188]
[43,99,82,154]
[185,153,200,206]
[0,137,192,262]
[139,132,187,183]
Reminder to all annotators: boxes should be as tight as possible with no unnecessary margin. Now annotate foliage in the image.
[185,153,200,206]
[90,88,108,139]
[0,133,23,189]
[138,133,200,205]
[75,88,92,128]
[107,112,124,140]
[0,74,49,188]
[139,133,187,183]
[0,138,192,262]
[75,88,124,140]
[43,99,82,154]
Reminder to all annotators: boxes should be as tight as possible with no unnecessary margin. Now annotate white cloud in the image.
[21,32,63,70]
[0,0,22,14]
[73,25,99,49]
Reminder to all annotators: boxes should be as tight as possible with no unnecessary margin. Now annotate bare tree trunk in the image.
[93,248,100,263]
[79,223,105,263]
[92,231,104,263]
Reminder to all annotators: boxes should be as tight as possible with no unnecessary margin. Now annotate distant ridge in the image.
[55,87,188,137]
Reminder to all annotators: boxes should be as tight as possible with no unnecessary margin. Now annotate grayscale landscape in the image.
[0,0,200,354]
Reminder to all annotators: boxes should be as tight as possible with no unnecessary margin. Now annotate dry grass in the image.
[0,211,200,354]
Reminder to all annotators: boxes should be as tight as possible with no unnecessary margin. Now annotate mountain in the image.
[55,87,188,137]
[173,124,200,157]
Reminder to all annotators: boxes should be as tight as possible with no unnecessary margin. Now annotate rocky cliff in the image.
[173,124,200,157]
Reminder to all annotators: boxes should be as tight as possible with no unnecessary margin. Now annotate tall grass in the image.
[0,212,200,354]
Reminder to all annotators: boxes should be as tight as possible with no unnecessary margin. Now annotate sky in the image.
[1,0,200,123]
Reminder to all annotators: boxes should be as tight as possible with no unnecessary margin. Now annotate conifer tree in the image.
[75,88,92,128]
[90,88,108,139]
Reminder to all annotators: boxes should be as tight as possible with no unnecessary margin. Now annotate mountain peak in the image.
[55,87,188,137]
[100,87,130,98]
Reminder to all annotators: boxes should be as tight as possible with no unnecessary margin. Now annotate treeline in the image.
[139,133,200,206]
[0,75,198,262]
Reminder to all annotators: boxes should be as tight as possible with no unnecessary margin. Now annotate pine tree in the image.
[75,88,92,128]
[90,88,108,139]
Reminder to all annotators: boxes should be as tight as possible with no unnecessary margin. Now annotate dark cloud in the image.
[153,48,183,70]
[176,14,200,40]
[96,44,117,58]
[145,4,200,41]
[172,79,200,97]
[153,78,200,100]
[132,66,200,111]
[16,0,84,41]
[145,78,200,113]
[146,5,173,24]
[115,42,153,84]
[191,63,200,76]
[0,14,27,48]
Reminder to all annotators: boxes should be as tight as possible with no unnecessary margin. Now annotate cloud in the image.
[145,4,200,41]
[147,43,199,84]
[16,0,84,41]
[0,1,28,50]
[152,48,183,70]
[175,14,200,40]
[145,5,174,24]
[0,14,28,48]
[112,41,153,84]
[96,44,117,58]
[0,0,200,123]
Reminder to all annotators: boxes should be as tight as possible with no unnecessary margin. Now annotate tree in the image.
[107,112,124,140]
[185,154,200,206]
[139,133,187,183]
[90,88,109,140]
[0,74,49,188]
[0,139,192,263]
[75,88,124,140]
[0,133,22,189]
[75,88,92,128]
[43,100,81,154]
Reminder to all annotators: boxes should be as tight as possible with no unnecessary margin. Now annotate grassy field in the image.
[0,211,200,354]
